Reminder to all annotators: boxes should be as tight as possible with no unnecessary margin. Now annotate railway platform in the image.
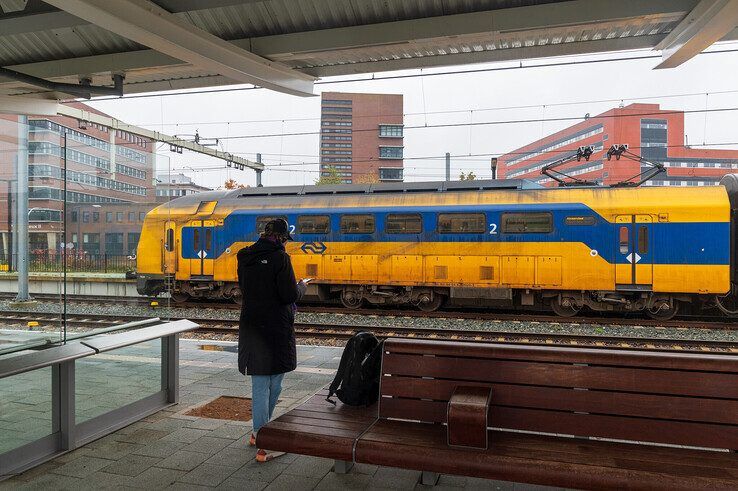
[0,272,136,298]
[0,339,563,490]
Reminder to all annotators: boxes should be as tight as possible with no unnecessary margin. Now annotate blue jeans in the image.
[251,373,284,434]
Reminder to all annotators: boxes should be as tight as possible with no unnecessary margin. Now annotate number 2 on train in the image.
[489,223,498,234]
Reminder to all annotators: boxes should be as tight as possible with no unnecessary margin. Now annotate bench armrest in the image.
[447,385,492,450]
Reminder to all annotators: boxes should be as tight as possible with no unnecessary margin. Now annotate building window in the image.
[105,233,124,255]
[139,212,146,221]
[386,214,422,234]
[501,212,553,234]
[641,119,667,160]
[71,211,78,223]
[83,211,90,223]
[127,233,140,255]
[116,212,123,222]
[340,215,375,234]
[379,125,403,137]
[322,106,352,112]
[29,209,62,222]
[437,213,485,233]
[379,168,403,181]
[379,146,403,159]
[83,233,100,254]
[106,212,113,223]
[128,212,135,222]
[298,215,330,234]
[322,99,352,105]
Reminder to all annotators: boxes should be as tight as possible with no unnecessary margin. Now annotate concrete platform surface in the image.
[0,340,565,491]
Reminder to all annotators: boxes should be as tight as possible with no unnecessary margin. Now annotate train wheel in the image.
[171,292,189,303]
[340,290,364,309]
[550,297,580,317]
[416,293,444,312]
[646,300,679,320]
[231,291,243,306]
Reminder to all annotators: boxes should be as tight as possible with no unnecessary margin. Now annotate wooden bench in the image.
[257,338,738,490]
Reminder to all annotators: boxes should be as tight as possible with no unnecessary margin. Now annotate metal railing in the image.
[0,253,135,273]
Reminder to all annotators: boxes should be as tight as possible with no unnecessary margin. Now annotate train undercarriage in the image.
[137,276,731,320]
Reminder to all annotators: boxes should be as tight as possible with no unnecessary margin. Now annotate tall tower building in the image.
[320,92,404,184]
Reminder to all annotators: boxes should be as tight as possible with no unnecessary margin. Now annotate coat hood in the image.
[237,237,284,266]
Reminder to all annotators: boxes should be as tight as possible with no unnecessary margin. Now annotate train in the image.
[135,176,738,319]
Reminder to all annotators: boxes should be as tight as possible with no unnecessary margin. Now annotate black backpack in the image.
[326,331,383,406]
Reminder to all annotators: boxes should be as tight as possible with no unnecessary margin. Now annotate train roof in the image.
[226,179,543,199]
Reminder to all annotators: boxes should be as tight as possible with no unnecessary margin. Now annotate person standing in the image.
[237,218,308,462]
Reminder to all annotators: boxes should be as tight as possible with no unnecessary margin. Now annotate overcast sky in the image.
[88,43,738,190]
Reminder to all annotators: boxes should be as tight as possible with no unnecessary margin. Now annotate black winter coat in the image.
[237,238,305,376]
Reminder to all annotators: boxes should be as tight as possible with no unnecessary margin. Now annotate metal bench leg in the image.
[334,460,353,474]
[421,471,440,486]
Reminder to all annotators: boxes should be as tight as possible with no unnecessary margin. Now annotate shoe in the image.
[256,449,285,462]
[249,433,256,447]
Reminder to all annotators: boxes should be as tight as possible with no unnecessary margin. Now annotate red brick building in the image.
[499,103,738,187]
[320,92,403,184]
[0,103,156,257]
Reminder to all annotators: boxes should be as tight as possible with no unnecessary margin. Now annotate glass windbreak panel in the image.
[0,115,64,349]
[386,214,422,234]
[340,214,375,234]
[298,215,330,234]
[75,339,161,423]
[256,215,287,234]
[437,213,485,233]
[0,367,53,454]
[62,118,160,334]
[501,212,553,233]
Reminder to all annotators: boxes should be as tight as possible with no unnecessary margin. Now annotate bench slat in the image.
[356,421,738,490]
[378,398,738,450]
[380,376,738,424]
[381,353,738,398]
[384,338,738,373]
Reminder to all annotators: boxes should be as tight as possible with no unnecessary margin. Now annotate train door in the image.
[189,220,215,278]
[163,221,177,275]
[615,214,653,290]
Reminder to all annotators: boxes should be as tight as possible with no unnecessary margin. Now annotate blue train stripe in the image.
[178,203,729,265]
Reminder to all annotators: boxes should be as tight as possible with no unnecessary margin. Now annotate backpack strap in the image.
[326,337,354,405]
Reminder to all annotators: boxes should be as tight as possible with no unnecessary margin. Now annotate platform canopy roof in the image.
[1,0,738,99]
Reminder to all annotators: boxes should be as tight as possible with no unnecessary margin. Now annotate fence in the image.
[0,253,135,274]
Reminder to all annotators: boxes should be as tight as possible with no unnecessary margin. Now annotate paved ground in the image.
[1,339,563,490]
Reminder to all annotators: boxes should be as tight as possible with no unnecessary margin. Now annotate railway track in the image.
[1,291,736,330]
[3,310,736,354]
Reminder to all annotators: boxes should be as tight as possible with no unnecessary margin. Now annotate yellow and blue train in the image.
[136,177,738,318]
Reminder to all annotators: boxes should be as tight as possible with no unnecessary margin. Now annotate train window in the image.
[165,228,174,252]
[298,215,330,234]
[565,216,596,226]
[193,229,200,251]
[256,215,287,234]
[638,225,648,254]
[340,214,375,234]
[501,212,552,233]
[386,214,422,234]
[205,229,212,250]
[437,213,485,233]
[619,226,629,254]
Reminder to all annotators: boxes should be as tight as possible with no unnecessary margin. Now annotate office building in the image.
[499,103,738,187]
[320,92,403,184]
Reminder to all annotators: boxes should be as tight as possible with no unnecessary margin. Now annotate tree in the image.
[315,166,344,185]
[224,178,248,189]
[459,171,477,181]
